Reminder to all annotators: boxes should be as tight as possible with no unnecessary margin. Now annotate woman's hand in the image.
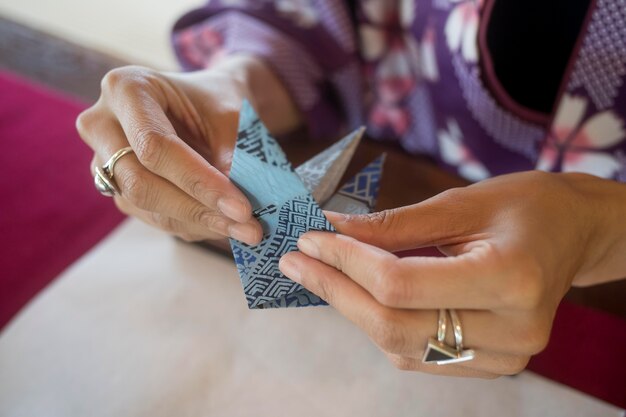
[77,55,300,244]
[279,171,626,377]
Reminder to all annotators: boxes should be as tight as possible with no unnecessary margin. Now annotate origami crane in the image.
[229,100,385,309]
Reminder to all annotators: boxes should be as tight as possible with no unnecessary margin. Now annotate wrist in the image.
[198,54,302,134]
[561,172,626,286]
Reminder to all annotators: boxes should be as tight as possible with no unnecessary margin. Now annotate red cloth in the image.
[0,71,125,330]
[0,70,624,408]
[528,301,626,408]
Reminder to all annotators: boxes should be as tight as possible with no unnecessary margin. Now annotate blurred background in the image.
[0,0,202,99]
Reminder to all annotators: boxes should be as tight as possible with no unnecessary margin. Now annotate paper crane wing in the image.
[295,127,364,205]
[228,100,334,309]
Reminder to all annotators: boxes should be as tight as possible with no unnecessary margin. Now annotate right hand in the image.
[77,61,279,245]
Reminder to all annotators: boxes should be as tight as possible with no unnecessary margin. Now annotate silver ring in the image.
[437,308,447,342]
[423,309,475,365]
[449,309,464,351]
[94,146,134,197]
[94,166,117,196]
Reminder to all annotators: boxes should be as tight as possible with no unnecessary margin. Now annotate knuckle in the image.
[119,169,152,208]
[150,212,177,233]
[369,309,405,353]
[188,207,225,233]
[189,206,211,225]
[371,262,410,307]
[333,234,358,270]
[133,129,166,170]
[180,167,211,201]
[75,108,96,139]
[101,66,147,94]
[313,275,336,304]
[101,67,130,92]
[296,258,335,304]
[316,276,336,304]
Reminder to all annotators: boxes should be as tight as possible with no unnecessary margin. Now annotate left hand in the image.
[279,171,626,378]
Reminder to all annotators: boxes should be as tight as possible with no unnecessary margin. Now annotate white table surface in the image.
[0,219,623,417]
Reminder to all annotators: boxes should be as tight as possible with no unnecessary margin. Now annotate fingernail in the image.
[228,222,261,245]
[279,255,301,282]
[297,237,320,259]
[218,197,250,223]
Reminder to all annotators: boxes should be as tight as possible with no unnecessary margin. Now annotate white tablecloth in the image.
[0,219,623,417]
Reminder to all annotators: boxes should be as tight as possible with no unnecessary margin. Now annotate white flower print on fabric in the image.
[399,0,416,28]
[369,44,418,136]
[438,118,490,181]
[421,26,439,82]
[537,94,625,178]
[173,25,226,69]
[274,0,319,28]
[445,0,481,63]
[358,1,421,138]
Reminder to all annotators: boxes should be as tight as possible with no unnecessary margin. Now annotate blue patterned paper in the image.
[229,101,334,309]
[323,154,386,214]
[337,154,386,208]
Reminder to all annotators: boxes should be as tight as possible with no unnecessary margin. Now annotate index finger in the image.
[279,251,499,378]
[297,231,508,310]
[106,73,253,224]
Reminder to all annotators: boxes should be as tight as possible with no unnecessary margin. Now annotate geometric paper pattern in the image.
[246,195,331,309]
[228,100,335,309]
[228,100,385,309]
[323,154,386,214]
[236,117,292,170]
[337,154,385,208]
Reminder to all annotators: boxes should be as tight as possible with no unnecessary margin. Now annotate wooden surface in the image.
[283,134,471,208]
[1,16,624,318]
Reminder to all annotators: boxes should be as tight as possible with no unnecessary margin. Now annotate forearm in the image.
[566,172,626,286]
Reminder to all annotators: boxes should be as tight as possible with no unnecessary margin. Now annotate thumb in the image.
[324,189,477,252]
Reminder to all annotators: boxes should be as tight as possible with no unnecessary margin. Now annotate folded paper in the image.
[323,154,386,215]
[295,127,364,205]
[229,100,384,309]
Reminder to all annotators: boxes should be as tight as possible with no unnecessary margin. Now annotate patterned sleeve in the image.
[172,0,365,138]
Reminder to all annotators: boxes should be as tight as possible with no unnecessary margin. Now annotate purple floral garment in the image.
[172,0,626,182]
